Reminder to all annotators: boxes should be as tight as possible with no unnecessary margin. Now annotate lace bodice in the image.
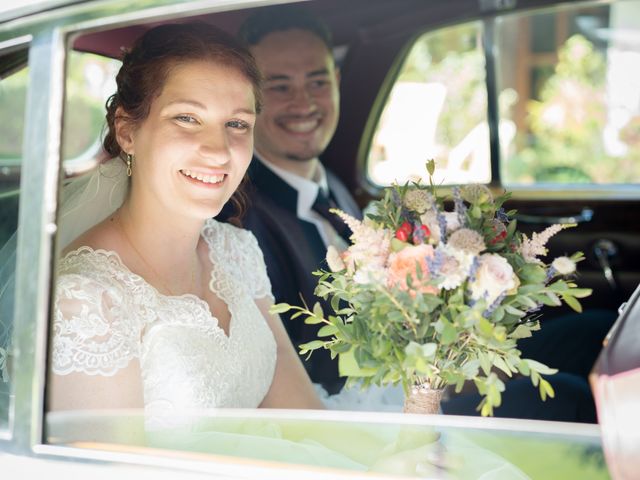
[53,219,277,429]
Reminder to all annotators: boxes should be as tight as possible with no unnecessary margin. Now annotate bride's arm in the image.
[256,297,325,410]
[49,363,144,411]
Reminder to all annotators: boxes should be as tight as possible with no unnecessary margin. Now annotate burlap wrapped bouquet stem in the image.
[403,384,445,414]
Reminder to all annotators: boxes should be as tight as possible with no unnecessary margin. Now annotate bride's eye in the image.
[175,114,199,124]
[226,120,251,132]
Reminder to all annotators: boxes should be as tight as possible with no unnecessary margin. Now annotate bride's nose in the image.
[198,129,231,164]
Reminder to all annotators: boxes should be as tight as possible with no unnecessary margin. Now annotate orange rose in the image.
[387,244,439,295]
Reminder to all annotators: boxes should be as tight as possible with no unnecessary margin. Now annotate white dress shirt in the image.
[255,155,348,251]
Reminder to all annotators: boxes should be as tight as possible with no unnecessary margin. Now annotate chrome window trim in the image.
[8,26,66,455]
[0,35,33,54]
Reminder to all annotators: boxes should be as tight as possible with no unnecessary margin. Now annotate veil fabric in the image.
[0,157,129,386]
[58,157,129,249]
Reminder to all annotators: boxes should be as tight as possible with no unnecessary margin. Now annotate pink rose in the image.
[387,244,439,295]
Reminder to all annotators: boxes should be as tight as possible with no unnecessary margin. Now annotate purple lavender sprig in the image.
[426,248,445,277]
[453,187,467,227]
[496,207,510,224]
[437,211,447,244]
[483,292,507,318]
[468,256,480,283]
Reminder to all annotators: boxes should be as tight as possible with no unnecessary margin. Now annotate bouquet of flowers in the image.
[273,161,591,415]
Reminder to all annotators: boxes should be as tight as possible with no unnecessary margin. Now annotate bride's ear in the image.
[114,106,135,154]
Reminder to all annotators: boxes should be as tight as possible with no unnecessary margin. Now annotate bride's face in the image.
[120,60,256,219]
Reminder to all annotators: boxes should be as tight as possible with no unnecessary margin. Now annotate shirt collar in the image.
[254,154,330,214]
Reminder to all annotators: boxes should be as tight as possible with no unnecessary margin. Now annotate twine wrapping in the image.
[403,384,444,414]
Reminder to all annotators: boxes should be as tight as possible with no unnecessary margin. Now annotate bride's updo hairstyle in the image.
[102,22,262,221]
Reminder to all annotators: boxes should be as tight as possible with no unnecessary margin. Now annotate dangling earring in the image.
[126,153,134,177]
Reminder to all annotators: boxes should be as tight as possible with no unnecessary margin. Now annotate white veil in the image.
[0,157,129,387]
[58,157,129,249]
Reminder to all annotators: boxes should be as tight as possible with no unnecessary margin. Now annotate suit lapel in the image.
[248,158,327,265]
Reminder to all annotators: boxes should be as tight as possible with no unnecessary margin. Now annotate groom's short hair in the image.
[238,5,333,50]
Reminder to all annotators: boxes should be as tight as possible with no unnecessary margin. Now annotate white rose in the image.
[436,244,474,290]
[552,256,576,275]
[469,253,516,305]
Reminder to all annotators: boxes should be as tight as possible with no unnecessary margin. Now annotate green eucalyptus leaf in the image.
[338,348,377,377]
[331,342,351,354]
[510,324,533,339]
[525,359,558,375]
[519,264,547,283]
[569,288,592,298]
[539,378,555,401]
[562,295,583,312]
[504,305,527,317]
[312,302,324,318]
[270,303,293,314]
[300,340,326,352]
[304,315,325,325]
[493,356,513,377]
[317,324,339,337]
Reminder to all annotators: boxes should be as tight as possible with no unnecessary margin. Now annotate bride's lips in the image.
[180,168,227,187]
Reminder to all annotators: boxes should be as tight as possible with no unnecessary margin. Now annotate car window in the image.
[366,21,490,187]
[497,0,640,186]
[62,50,119,162]
[0,49,28,432]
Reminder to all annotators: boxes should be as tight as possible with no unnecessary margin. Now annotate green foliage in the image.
[506,33,640,184]
[271,165,590,416]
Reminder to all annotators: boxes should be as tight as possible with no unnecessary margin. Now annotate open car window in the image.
[367,21,490,187]
[365,0,640,192]
[498,1,640,187]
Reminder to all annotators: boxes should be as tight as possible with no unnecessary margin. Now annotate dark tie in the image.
[311,189,353,244]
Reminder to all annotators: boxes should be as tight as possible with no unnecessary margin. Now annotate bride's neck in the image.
[115,199,204,291]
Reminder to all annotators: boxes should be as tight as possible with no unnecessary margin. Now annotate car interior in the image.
[1,0,639,477]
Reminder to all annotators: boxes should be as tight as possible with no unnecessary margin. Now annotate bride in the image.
[49,22,324,428]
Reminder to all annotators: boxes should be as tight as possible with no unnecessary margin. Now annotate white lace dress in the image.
[52,219,277,430]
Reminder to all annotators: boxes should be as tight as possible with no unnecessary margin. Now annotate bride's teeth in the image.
[181,169,224,184]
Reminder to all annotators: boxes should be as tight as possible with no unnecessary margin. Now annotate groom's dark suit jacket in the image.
[227,157,362,394]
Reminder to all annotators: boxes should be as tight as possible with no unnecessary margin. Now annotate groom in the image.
[231,6,361,394]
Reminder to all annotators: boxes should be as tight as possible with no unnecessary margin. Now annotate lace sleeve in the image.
[203,220,274,301]
[53,270,143,376]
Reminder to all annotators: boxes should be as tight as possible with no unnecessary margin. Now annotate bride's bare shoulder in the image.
[63,214,123,255]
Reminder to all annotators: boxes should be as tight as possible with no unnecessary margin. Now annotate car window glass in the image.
[0,52,28,431]
[366,21,490,187]
[45,410,609,478]
[498,1,640,185]
[62,51,119,162]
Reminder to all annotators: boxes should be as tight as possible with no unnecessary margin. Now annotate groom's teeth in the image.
[181,169,225,184]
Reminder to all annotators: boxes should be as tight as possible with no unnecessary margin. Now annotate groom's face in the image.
[250,28,340,168]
